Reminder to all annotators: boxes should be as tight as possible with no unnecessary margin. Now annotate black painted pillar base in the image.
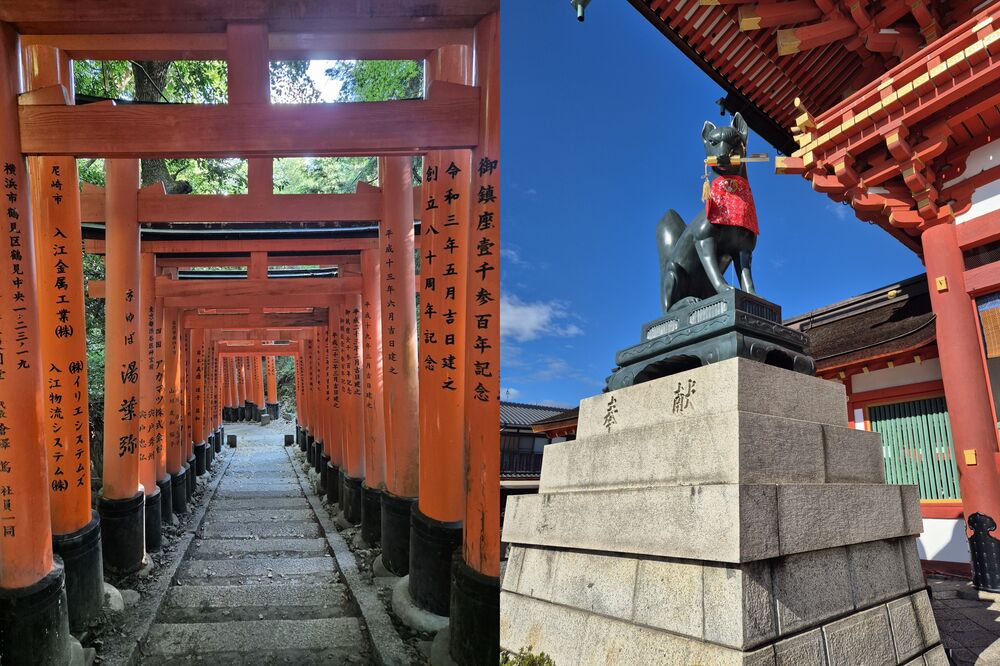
[253,403,262,422]
[222,407,232,422]
[215,428,223,453]
[266,402,279,419]
[97,489,145,575]
[342,475,363,525]
[381,492,416,577]
[448,556,500,666]
[194,442,207,476]
[227,434,237,448]
[284,434,294,447]
[185,457,196,498]
[327,462,340,505]
[237,406,245,421]
[336,468,347,512]
[52,512,103,633]
[171,467,188,515]
[409,504,462,616]
[0,558,72,666]
[361,484,383,546]
[314,440,324,474]
[318,452,330,495]
[205,435,215,471]
[297,426,307,452]
[157,475,173,527]
[144,486,162,553]
[244,401,253,422]
[307,433,316,466]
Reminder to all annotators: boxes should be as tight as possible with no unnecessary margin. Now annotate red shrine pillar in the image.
[253,353,265,420]
[341,296,367,523]
[22,42,104,633]
[190,328,207,476]
[360,249,388,545]
[99,158,146,574]
[923,222,1000,590]
[410,42,473,619]
[164,306,187,515]
[0,24,73,663]
[138,253,162,550]
[379,156,421,576]
[451,12,501,662]
[325,300,344,504]
[181,321,195,500]
[265,355,278,418]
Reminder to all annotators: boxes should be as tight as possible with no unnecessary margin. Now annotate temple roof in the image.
[784,274,936,370]
[628,0,987,154]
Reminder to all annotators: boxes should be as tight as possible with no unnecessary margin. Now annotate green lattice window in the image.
[868,396,960,500]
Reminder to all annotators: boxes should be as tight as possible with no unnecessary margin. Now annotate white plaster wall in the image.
[850,358,942,394]
[917,518,970,564]
[957,179,1000,224]
[945,137,1000,189]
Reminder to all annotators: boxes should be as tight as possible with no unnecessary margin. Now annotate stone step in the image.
[176,555,337,583]
[158,583,354,623]
[204,508,315,523]
[577,358,846,440]
[214,489,303,500]
[211,496,307,510]
[142,617,366,663]
[538,411,883,494]
[502,483,921,563]
[190,537,328,559]
[201,520,321,539]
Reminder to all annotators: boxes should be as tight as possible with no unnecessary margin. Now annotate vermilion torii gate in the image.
[0,3,499,665]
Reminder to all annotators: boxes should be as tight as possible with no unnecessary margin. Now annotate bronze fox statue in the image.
[657,113,758,313]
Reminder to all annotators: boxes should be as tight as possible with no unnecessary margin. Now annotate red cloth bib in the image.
[706,175,759,235]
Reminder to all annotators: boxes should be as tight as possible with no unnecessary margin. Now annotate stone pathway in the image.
[929,577,1000,665]
[140,423,372,665]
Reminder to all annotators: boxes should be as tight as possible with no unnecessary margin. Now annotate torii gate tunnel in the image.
[0,3,500,664]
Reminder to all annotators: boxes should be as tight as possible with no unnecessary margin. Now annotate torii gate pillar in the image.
[0,24,73,664]
[99,158,146,575]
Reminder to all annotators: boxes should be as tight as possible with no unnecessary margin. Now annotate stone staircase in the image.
[141,426,371,665]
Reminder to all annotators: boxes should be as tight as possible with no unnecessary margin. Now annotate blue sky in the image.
[499,1,923,408]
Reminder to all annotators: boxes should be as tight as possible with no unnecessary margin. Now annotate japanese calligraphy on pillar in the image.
[466,153,498,405]
[35,157,91,499]
[420,152,471,399]
[118,288,139,458]
[0,158,36,542]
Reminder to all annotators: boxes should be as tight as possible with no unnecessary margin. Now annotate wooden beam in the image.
[85,237,379,255]
[155,276,362,298]
[218,344,301,356]
[738,2,823,30]
[155,256,360,268]
[20,29,472,60]
[79,188,423,224]
[183,311,328,329]
[19,82,478,157]
[0,1,498,33]
[164,294,339,308]
[208,329,314,341]
[777,17,857,55]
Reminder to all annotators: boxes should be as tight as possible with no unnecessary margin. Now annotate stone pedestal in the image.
[500,358,945,665]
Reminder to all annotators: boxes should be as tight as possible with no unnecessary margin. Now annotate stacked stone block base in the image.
[500,359,944,665]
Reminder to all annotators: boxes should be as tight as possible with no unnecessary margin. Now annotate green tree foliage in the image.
[326,60,423,102]
[82,253,106,480]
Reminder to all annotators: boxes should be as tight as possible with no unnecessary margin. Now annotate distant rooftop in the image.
[500,401,569,429]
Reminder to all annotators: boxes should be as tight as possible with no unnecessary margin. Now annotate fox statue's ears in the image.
[732,112,749,146]
[701,114,749,147]
[701,120,716,143]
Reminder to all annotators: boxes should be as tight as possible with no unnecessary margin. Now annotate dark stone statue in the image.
[604,112,815,391]
[657,112,757,313]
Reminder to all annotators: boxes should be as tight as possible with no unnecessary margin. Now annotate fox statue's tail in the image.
[656,209,686,268]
